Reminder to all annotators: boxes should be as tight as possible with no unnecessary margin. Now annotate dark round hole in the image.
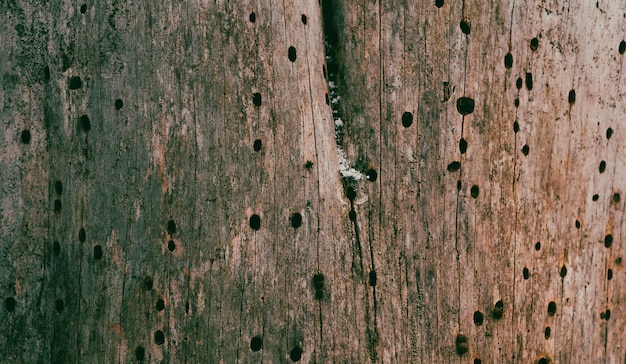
[289,346,302,362]
[604,309,611,320]
[54,180,63,195]
[346,186,357,201]
[348,209,357,222]
[513,121,519,133]
[514,98,520,107]
[538,358,548,364]
[291,212,302,228]
[474,359,482,364]
[447,161,461,172]
[547,301,556,316]
[53,199,62,212]
[456,97,475,115]
[613,193,620,203]
[401,111,413,128]
[599,160,606,173]
[575,219,581,229]
[154,330,165,345]
[607,268,613,280]
[459,138,468,154]
[79,115,91,132]
[525,72,533,90]
[606,127,613,139]
[366,169,377,182]
[250,336,263,351]
[470,185,479,198]
[604,234,613,248]
[460,19,470,34]
[115,98,123,110]
[435,0,444,8]
[253,92,262,106]
[250,214,261,230]
[535,241,541,251]
[156,299,165,311]
[249,12,256,23]
[516,77,523,89]
[523,267,529,280]
[20,129,31,144]
[473,310,484,325]
[368,270,377,287]
[53,241,61,256]
[301,14,307,24]
[167,219,176,234]
[521,144,529,156]
[560,265,567,278]
[68,76,82,89]
[55,298,64,313]
[93,245,103,260]
[457,180,462,190]
[5,297,16,312]
[544,326,551,339]
[288,46,297,62]
[253,139,262,151]
[168,240,176,252]
[568,89,576,104]
[79,227,86,243]
[312,272,324,290]
[530,37,539,51]
[619,40,626,55]
[135,346,145,361]
[493,300,503,319]
[592,194,599,201]
[504,52,513,68]
[143,277,153,291]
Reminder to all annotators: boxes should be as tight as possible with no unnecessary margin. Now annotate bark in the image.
[0,0,624,363]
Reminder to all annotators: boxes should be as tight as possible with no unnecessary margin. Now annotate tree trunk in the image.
[1,0,624,362]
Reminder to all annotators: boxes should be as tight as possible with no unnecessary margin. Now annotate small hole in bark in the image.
[604,309,611,320]
[168,240,176,252]
[560,265,567,278]
[135,346,145,361]
[607,268,613,280]
[592,194,600,201]
[313,272,324,290]
[402,111,413,127]
[290,346,303,362]
[514,98,519,107]
[568,90,576,104]
[53,199,62,212]
[513,121,519,133]
[473,310,484,325]
[606,127,613,139]
[470,185,479,198]
[156,299,165,311]
[535,242,541,251]
[456,97,475,115]
[79,115,91,132]
[369,270,377,286]
[530,37,539,51]
[612,193,620,202]
[547,301,556,316]
[460,20,470,34]
[348,209,356,221]
[435,0,444,8]
[455,334,469,355]
[457,180,462,190]
[459,138,468,154]
[54,180,63,194]
[93,245,103,260]
[68,76,82,89]
[604,234,613,248]
[115,99,123,110]
[44,66,50,81]
[575,220,581,228]
[288,46,297,62]
[599,160,606,173]
[291,212,302,228]
[447,161,461,172]
[366,169,377,182]
[154,330,165,345]
[504,52,513,68]
[474,359,482,364]
[525,72,533,90]
[522,145,529,155]
[142,277,154,292]
[185,301,189,313]
[346,186,357,201]
[619,40,626,55]
[325,93,329,105]
[538,358,548,364]
[5,297,16,312]
[53,241,61,255]
[253,92,262,106]
[301,14,307,24]
[250,214,261,230]
[516,77,523,89]
[253,139,262,151]
[167,219,176,234]
[249,12,256,23]
[250,336,263,351]
[493,300,504,319]
[544,327,551,339]
[55,299,64,313]
[323,65,327,80]
[20,130,31,144]
[523,267,529,279]
[79,227,86,243]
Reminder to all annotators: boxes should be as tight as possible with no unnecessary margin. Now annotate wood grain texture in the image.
[0,0,624,362]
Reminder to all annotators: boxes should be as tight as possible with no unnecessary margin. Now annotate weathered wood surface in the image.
[0,0,624,362]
